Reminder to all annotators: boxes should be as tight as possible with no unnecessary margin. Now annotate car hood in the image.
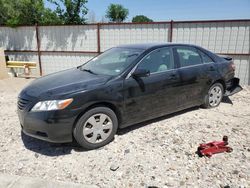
[19,68,112,99]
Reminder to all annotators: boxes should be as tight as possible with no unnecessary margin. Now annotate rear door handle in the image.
[208,66,216,71]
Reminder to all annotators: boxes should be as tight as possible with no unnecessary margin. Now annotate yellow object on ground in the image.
[6,61,36,69]
[6,61,37,77]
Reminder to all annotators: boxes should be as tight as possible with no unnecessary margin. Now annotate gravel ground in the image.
[0,78,249,188]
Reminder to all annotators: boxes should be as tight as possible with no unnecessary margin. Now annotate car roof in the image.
[117,43,200,50]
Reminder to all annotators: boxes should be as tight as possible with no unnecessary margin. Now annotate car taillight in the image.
[229,62,236,71]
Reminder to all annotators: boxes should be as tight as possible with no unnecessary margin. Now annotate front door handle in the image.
[169,74,177,80]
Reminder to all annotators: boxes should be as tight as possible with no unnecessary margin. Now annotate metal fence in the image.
[0,19,250,85]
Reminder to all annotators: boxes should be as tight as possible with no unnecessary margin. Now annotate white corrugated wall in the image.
[39,25,98,51]
[0,26,37,50]
[231,55,250,85]
[0,21,249,84]
[172,21,249,54]
[38,25,98,74]
[172,21,250,85]
[100,23,170,51]
[41,52,94,75]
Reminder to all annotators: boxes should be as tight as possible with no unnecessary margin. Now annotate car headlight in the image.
[31,98,73,112]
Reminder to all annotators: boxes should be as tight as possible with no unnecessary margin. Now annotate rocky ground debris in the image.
[0,78,249,187]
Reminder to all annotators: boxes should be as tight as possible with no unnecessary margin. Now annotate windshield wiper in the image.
[80,68,96,74]
[127,53,139,58]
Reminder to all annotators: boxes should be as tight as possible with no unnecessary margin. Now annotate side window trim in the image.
[126,47,176,79]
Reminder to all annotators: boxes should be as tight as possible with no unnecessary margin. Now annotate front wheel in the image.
[73,107,118,149]
[202,83,224,108]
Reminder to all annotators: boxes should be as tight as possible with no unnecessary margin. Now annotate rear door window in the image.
[176,47,203,67]
[198,50,214,64]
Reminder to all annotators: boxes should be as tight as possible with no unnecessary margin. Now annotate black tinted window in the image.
[176,47,202,67]
[199,50,214,64]
[138,48,174,73]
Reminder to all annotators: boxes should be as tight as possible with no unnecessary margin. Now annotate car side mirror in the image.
[132,69,150,78]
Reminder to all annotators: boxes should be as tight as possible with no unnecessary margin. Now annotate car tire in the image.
[202,82,224,108]
[73,107,118,149]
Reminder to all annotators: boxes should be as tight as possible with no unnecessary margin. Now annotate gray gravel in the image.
[0,78,249,188]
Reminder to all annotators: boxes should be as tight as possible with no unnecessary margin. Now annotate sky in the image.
[45,0,250,22]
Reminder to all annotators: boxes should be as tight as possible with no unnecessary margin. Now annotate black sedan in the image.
[18,43,242,149]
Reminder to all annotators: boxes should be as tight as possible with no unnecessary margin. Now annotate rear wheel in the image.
[202,83,224,108]
[73,107,118,149]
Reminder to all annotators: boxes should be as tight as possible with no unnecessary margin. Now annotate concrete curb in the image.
[0,173,97,188]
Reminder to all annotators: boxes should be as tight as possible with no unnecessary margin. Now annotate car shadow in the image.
[21,106,201,156]
[21,131,88,156]
[221,96,233,105]
[118,96,233,135]
[117,106,200,135]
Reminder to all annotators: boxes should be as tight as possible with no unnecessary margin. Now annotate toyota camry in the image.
[17,43,242,149]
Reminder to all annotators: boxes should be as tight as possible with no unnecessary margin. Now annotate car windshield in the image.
[79,47,143,76]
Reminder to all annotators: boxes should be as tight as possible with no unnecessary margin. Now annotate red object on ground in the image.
[197,136,233,157]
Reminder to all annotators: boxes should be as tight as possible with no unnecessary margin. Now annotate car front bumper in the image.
[18,108,79,143]
[224,77,243,96]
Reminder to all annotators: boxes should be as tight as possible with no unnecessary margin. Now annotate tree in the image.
[49,0,88,24]
[0,0,63,26]
[132,15,153,23]
[0,0,8,25]
[105,4,128,22]
[0,0,89,26]
[40,8,64,25]
[87,10,96,23]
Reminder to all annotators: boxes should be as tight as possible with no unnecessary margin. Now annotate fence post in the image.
[0,48,8,79]
[35,24,42,76]
[97,23,101,53]
[169,20,174,42]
